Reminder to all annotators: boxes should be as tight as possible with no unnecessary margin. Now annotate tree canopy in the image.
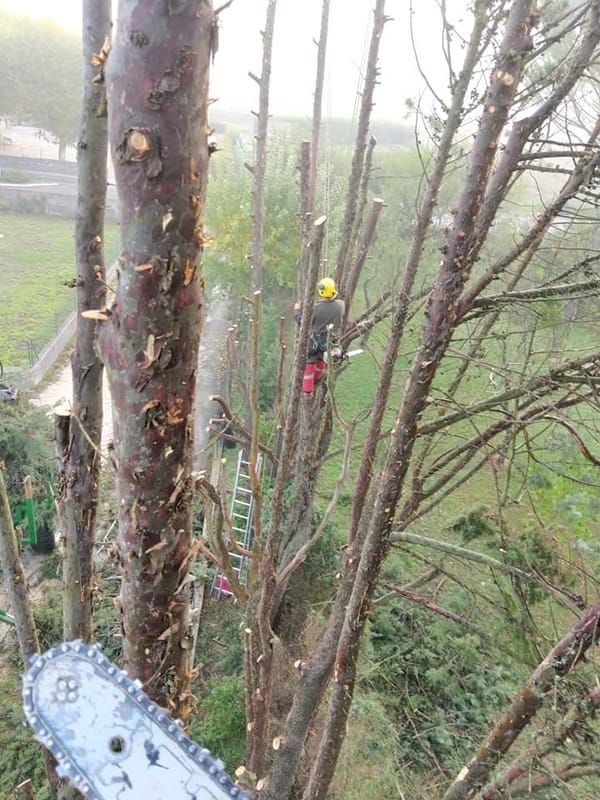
[0,12,81,158]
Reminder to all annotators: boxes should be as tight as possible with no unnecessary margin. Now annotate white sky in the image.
[0,0,472,122]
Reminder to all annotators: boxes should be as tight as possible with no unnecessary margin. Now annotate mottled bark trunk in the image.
[242,0,279,777]
[276,400,332,574]
[480,687,600,799]
[297,140,312,303]
[341,196,386,331]
[334,0,387,288]
[100,0,213,711]
[444,603,600,800]
[469,0,600,264]
[345,0,489,548]
[246,217,326,778]
[58,0,111,645]
[346,134,376,277]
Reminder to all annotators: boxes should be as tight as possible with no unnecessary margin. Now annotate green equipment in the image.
[11,474,56,554]
[0,609,15,626]
[1,474,57,628]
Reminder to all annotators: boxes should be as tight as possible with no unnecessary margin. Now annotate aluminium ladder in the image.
[213,449,262,597]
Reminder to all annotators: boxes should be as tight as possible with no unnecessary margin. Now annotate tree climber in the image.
[294,277,345,399]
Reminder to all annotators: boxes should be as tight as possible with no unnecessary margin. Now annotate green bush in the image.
[0,400,54,503]
[450,507,497,543]
[190,674,246,772]
[369,601,515,776]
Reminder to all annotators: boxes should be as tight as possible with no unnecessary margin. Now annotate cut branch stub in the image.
[117,128,163,178]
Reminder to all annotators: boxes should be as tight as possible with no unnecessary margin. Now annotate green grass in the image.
[0,212,119,370]
[0,169,32,184]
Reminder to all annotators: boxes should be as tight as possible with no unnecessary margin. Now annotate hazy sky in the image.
[0,0,471,122]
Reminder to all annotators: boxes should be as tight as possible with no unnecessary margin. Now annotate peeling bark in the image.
[480,687,600,799]
[57,0,111,646]
[101,0,213,712]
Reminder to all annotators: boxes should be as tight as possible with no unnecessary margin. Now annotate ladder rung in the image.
[232,513,249,520]
[234,500,252,507]
[236,487,253,495]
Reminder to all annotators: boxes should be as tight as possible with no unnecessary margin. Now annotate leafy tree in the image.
[0,12,81,159]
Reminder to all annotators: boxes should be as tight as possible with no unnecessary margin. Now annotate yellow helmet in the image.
[317,277,337,299]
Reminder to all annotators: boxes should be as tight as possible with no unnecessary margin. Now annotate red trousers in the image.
[303,358,326,395]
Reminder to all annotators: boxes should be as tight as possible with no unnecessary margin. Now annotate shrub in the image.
[369,601,515,777]
[450,507,497,543]
[190,674,246,772]
[0,400,53,505]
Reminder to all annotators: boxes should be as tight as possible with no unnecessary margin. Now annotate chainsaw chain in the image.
[22,640,253,800]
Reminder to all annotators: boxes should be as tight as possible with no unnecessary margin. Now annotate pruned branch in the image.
[462,276,600,322]
[378,580,489,637]
[443,601,600,800]
[208,394,277,467]
[391,530,542,587]
[418,353,600,438]
[481,687,600,799]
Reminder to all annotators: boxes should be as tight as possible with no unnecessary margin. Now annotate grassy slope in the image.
[0,212,119,370]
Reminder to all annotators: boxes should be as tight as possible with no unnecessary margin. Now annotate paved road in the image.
[0,168,119,204]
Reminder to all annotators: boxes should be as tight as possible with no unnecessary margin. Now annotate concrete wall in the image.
[0,154,77,176]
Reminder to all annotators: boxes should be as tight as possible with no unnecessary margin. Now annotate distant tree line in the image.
[0,12,80,159]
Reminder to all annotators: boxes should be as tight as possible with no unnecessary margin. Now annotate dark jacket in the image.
[294,298,345,334]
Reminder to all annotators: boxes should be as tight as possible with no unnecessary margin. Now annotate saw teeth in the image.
[22,640,255,800]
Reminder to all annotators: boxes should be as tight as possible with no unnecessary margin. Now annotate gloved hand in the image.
[329,346,347,362]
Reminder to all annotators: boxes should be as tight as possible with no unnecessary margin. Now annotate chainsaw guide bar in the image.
[22,640,253,800]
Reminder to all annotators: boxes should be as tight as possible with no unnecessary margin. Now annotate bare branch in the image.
[443,602,600,799]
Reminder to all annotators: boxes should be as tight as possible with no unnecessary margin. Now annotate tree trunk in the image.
[0,466,60,799]
[262,5,535,798]
[0,465,39,659]
[57,0,111,645]
[307,0,330,215]
[100,0,214,712]
[334,0,387,288]
[249,0,277,295]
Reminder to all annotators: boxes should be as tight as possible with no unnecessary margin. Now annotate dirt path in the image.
[33,363,114,446]
[32,296,232,459]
